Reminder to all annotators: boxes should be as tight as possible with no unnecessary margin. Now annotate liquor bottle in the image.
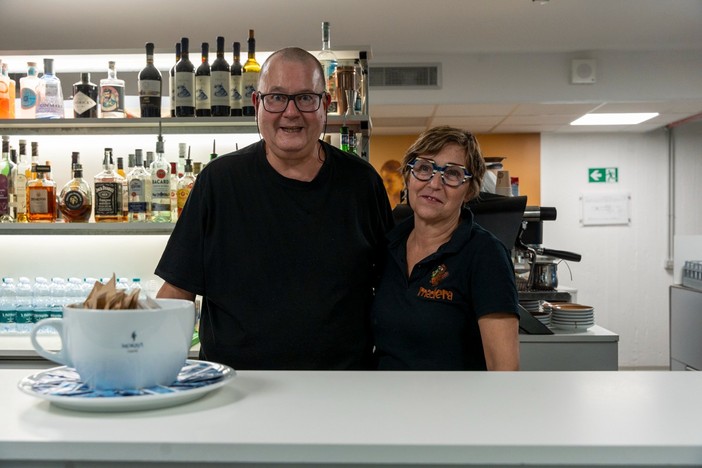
[127,151,150,222]
[58,163,92,222]
[13,140,30,222]
[0,62,11,119]
[340,125,349,152]
[177,143,187,177]
[150,130,171,222]
[193,161,203,177]
[169,162,178,222]
[35,58,64,119]
[177,158,195,216]
[349,129,357,155]
[195,42,211,117]
[1,63,15,119]
[175,37,195,117]
[117,157,126,178]
[138,42,163,118]
[30,142,39,176]
[94,148,124,222]
[169,42,181,118]
[210,36,230,117]
[19,62,40,119]
[230,41,243,116]
[26,162,56,222]
[72,73,98,118]
[99,61,125,118]
[0,136,15,222]
[242,30,260,117]
[127,153,135,173]
[318,21,338,114]
[145,151,154,171]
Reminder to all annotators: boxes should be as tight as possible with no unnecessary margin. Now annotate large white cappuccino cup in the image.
[30,299,196,390]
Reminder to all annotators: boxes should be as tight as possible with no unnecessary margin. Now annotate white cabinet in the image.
[670,285,702,370]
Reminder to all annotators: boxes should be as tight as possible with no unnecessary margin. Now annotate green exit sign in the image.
[589,167,619,183]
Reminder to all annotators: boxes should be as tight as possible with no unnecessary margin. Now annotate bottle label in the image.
[242,71,259,100]
[14,173,27,213]
[128,179,147,213]
[0,175,9,215]
[20,88,37,109]
[177,184,193,210]
[94,182,120,215]
[230,75,243,110]
[73,91,98,115]
[210,71,230,107]
[99,85,125,114]
[138,80,161,97]
[195,76,211,110]
[151,175,170,212]
[175,72,195,107]
[63,190,85,211]
[28,187,49,214]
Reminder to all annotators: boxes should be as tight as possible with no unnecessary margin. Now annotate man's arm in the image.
[157,281,196,301]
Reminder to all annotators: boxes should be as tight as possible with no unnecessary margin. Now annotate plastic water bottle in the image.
[33,277,52,334]
[49,277,67,319]
[129,277,143,299]
[67,277,85,306]
[15,277,34,334]
[0,278,17,335]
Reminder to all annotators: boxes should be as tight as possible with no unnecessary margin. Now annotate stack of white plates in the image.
[550,303,594,331]
[520,300,551,326]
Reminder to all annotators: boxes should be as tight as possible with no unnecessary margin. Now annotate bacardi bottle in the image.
[150,132,171,222]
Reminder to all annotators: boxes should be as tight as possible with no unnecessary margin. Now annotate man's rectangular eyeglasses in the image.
[257,92,325,113]
[407,157,472,187]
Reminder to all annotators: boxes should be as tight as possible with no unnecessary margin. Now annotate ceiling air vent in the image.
[368,64,441,89]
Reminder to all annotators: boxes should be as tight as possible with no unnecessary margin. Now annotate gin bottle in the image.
[242,30,260,117]
[317,22,338,114]
[0,136,16,222]
[94,148,123,222]
[210,36,230,117]
[229,42,243,116]
[127,151,150,222]
[72,73,98,118]
[195,42,211,117]
[35,58,65,119]
[138,42,163,118]
[150,131,171,222]
[19,62,40,119]
[99,61,125,118]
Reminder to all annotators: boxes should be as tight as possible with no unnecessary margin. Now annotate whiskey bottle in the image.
[58,164,92,222]
[35,58,64,119]
[127,151,150,222]
[72,73,98,118]
[169,42,181,118]
[0,136,15,222]
[230,41,243,116]
[195,42,211,117]
[318,22,338,114]
[150,132,171,222]
[94,148,123,222]
[242,30,260,117]
[13,140,30,222]
[99,61,125,118]
[175,37,195,117]
[27,162,56,222]
[138,42,163,118]
[176,158,195,216]
[18,62,40,119]
[210,36,230,117]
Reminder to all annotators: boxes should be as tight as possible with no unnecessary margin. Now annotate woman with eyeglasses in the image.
[371,126,520,371]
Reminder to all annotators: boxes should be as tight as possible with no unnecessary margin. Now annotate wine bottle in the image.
[169,42,181,118]
[230,41,243,117]
[318,21,338,114]
[210,36,230,117]
[242,30,260,117]
[138,42,163,118]
[99,61,126,118]
[72,73,98,118]
[175,37,195,117]
[195,42,211,117]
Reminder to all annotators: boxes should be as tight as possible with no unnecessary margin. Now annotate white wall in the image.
[541,123,702,369]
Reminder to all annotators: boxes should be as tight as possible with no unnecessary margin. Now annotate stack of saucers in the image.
[520,299,551,326]
[550,303,594,331]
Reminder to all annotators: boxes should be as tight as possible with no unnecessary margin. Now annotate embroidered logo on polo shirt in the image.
[430,264,449,286]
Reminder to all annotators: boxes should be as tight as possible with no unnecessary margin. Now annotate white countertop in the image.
[1,368,701,467]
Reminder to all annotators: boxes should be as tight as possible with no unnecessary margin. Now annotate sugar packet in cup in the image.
[82,274,160,310]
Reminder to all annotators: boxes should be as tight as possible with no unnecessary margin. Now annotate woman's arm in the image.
[478,313,520,371]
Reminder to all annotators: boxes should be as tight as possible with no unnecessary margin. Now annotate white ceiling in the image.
[1,0,701,134]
